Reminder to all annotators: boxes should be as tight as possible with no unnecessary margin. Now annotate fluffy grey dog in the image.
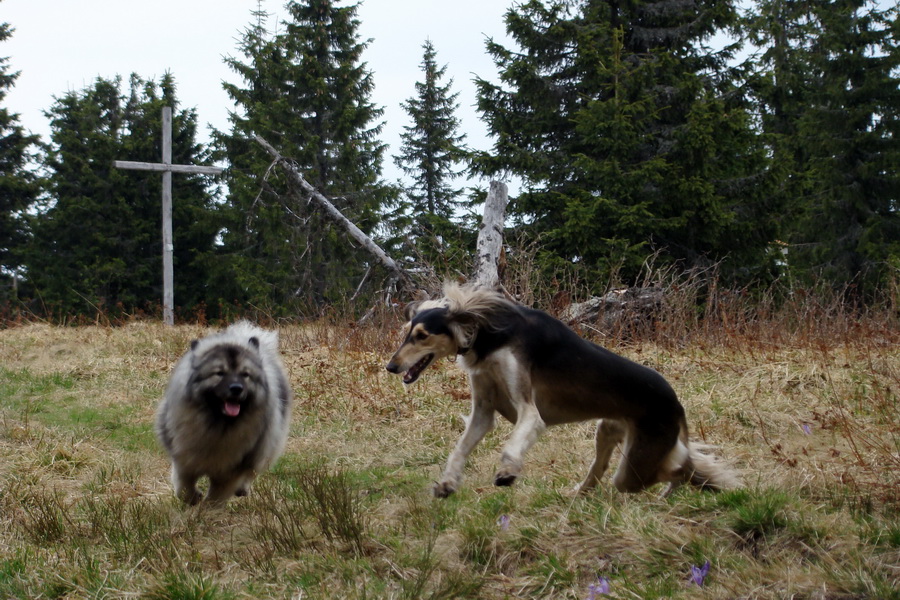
[156,321,292,505]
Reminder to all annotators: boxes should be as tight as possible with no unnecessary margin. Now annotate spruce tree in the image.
[215,0,392,310]
[0,19,39,299]
[26,74,220,318]
[748,0,900,295]
[474,0,774,288]
[393,39,470,273]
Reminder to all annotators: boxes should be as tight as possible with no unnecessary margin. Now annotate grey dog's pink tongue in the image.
[224,402,241,417]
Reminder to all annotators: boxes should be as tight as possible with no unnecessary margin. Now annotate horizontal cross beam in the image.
[113,160,223,175]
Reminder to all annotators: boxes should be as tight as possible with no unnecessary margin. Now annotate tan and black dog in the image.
[386,283,737,498]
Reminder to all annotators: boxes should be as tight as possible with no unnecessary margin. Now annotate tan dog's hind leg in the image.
[612,422,680,493]
[577,419,626,494]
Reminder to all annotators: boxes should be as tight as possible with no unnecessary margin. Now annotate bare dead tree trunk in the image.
[254,134,417,296]
[473,181,507,290]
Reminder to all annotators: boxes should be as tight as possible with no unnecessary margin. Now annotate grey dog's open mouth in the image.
[403,354,434,384]
[223,401,242,417]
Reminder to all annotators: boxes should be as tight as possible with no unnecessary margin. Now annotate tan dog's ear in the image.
[448,311,481,350]
[403,301,423,321]
[403,300,424,321]
[402,289,431,321]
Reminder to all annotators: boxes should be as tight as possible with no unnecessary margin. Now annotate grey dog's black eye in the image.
[414,331,428,341]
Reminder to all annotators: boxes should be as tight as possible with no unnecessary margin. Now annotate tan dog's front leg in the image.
[434,399,495,498]
[495,402,545,487]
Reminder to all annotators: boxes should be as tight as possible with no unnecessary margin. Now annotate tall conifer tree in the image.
[393,40,469,271]
[749,0,900,294]
[474,0,774,287]
[0,19,39,299]
[215,0,391,309]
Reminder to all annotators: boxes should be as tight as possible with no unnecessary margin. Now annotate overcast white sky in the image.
[2,0,517,187]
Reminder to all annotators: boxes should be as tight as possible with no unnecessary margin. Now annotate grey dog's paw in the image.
[433,481,457,498]
[494,470,518,487]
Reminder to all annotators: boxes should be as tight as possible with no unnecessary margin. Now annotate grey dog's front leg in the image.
[205,471,256,506]
[434,399,495,498]
[172,467,202,506]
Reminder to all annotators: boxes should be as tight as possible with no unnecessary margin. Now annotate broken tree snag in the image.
[473,180,507,290]
[253,134,417,295]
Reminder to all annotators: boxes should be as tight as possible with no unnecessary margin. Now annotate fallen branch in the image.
[560,287,665,329]
[254,134,417,296]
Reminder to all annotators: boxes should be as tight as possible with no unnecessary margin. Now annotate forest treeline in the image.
[0,0,897,321]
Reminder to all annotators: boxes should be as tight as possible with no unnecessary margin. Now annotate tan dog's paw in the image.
[575,480,597,496]
[433,481,457,498]
[494,470,518,487]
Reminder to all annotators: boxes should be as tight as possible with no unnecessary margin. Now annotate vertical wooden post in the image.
[161,107,174,326]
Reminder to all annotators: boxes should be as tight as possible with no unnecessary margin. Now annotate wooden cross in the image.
[114,107,223,325]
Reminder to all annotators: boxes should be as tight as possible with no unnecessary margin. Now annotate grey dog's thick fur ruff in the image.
[155,321,292,505]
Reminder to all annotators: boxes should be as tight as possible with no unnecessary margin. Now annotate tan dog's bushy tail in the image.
[687,443,741,491]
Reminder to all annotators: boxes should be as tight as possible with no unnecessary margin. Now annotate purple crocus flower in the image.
[801,423,812,435]
[690,560,711,586]
[497,514,510,530]
[586,576,610,599]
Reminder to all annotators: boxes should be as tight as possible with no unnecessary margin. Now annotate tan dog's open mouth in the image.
[403,353,434,384]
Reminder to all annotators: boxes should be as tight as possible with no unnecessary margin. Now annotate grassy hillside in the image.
[0,309,897,599]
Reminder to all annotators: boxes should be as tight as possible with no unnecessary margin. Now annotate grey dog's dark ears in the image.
[188,336,259,352]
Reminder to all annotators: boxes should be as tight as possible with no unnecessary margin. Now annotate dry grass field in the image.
[0,298,897,599]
